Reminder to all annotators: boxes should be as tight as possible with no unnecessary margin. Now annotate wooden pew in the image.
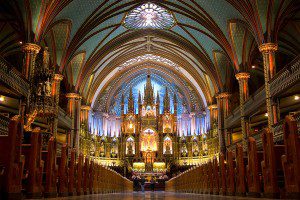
[83,156,89,195]
[44,137,58,198]
[219,153,226,195]
[235,144,246,196]
[246,137,263,197]
[0,117,24,200]
[226,150,235,196]
[25,128,44,198]
[207,160,213,194]
[281,115,300,199]
[93,163,99,194]
[213,157,219,195]
[195,166,201,193]
[89,159,94,194]
[261,128,285,198]
[76,153,83,195]
[198,165,204,193]
[58,144,68,196]
[68,149,76,196]
[203,163,209,194]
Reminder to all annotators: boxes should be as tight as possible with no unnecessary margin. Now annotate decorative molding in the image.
[235,72,250,80]
[22,43,41,53]
[216,92,231,99]
[66,93,81,99]
[53,74,64,82]
[258,43,278,53]
[81,105,91,111]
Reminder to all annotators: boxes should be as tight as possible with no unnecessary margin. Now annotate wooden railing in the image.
[0,115,9,136]
[0,56,29,97]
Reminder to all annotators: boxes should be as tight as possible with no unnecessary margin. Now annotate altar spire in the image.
[128,87,134,113]
[144,73,154,106]
[164,87,170,113]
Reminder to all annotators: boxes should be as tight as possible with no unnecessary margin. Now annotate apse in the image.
[114,72,183,116]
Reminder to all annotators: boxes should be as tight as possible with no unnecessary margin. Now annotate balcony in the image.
[225,56,300,129]
[0,115,9,136]
[0,56,29,97]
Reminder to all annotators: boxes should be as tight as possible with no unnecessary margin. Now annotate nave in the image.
[29,192,277,200]
[0,1,300,200]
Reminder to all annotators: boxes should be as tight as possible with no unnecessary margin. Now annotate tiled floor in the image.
[43,192,278,200]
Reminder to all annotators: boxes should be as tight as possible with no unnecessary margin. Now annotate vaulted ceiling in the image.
[1,0,299,114]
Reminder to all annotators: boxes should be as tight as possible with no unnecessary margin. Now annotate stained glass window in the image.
[123,2,175,29]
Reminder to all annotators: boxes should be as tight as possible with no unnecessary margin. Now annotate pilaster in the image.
[236,72,250,150]
[52,74,63,137]
[259,43,279,130]
[22,43,41,80]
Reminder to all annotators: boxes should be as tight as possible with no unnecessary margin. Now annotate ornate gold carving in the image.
[259,43,278,53]
[81,105,91,111]
[216,92,231,99]
[53,74,64,82]
[235,72,250,80]
[66,93,81,99]
[22,43,41,54]
[24,109,38,131]
[11,115,20,121]
[208,104,217,109]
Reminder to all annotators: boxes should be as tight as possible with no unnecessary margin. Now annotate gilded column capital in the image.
[235,72,250,81]
[53,74,64,82]
[216,92,231,99]
[22,43,41,54]
[207,104,217,110]
[81,105,91,111]
[259,43,278,53]
[66,93,81,99]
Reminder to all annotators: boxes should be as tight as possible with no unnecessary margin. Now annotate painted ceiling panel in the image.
[229,22,246,66]
[68,52,85,86]
[180,0,243,38]
[213,51,229,85]
[55,0,106,38]
[173,12,211,34]
[90,13,124,35]
[255,0,268,34]
[77,26,116,59]
[83,73,94,97]
[171,26,203,53]
[29,0,43,35]
[166,0,204,16]
[184,26,221,61]
[52,22,70,66]
[93,26,127,55]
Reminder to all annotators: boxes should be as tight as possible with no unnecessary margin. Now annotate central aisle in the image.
[48,192,277,200]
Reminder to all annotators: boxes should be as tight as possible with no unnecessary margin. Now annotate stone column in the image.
[52,74,63,137]
[80,105,91,131]
[216,92,230,154]
[66,93,81,152]
[208,104,217,137]
[22,43,41,80]
[235,72,250,150]
[259,43,279,130]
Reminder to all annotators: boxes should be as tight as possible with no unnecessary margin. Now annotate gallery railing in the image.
[225,56,300,128]
[0,56,29,97]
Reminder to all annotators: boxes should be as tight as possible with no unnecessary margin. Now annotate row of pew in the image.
[0,117,132,199]
[166,115,300,199]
